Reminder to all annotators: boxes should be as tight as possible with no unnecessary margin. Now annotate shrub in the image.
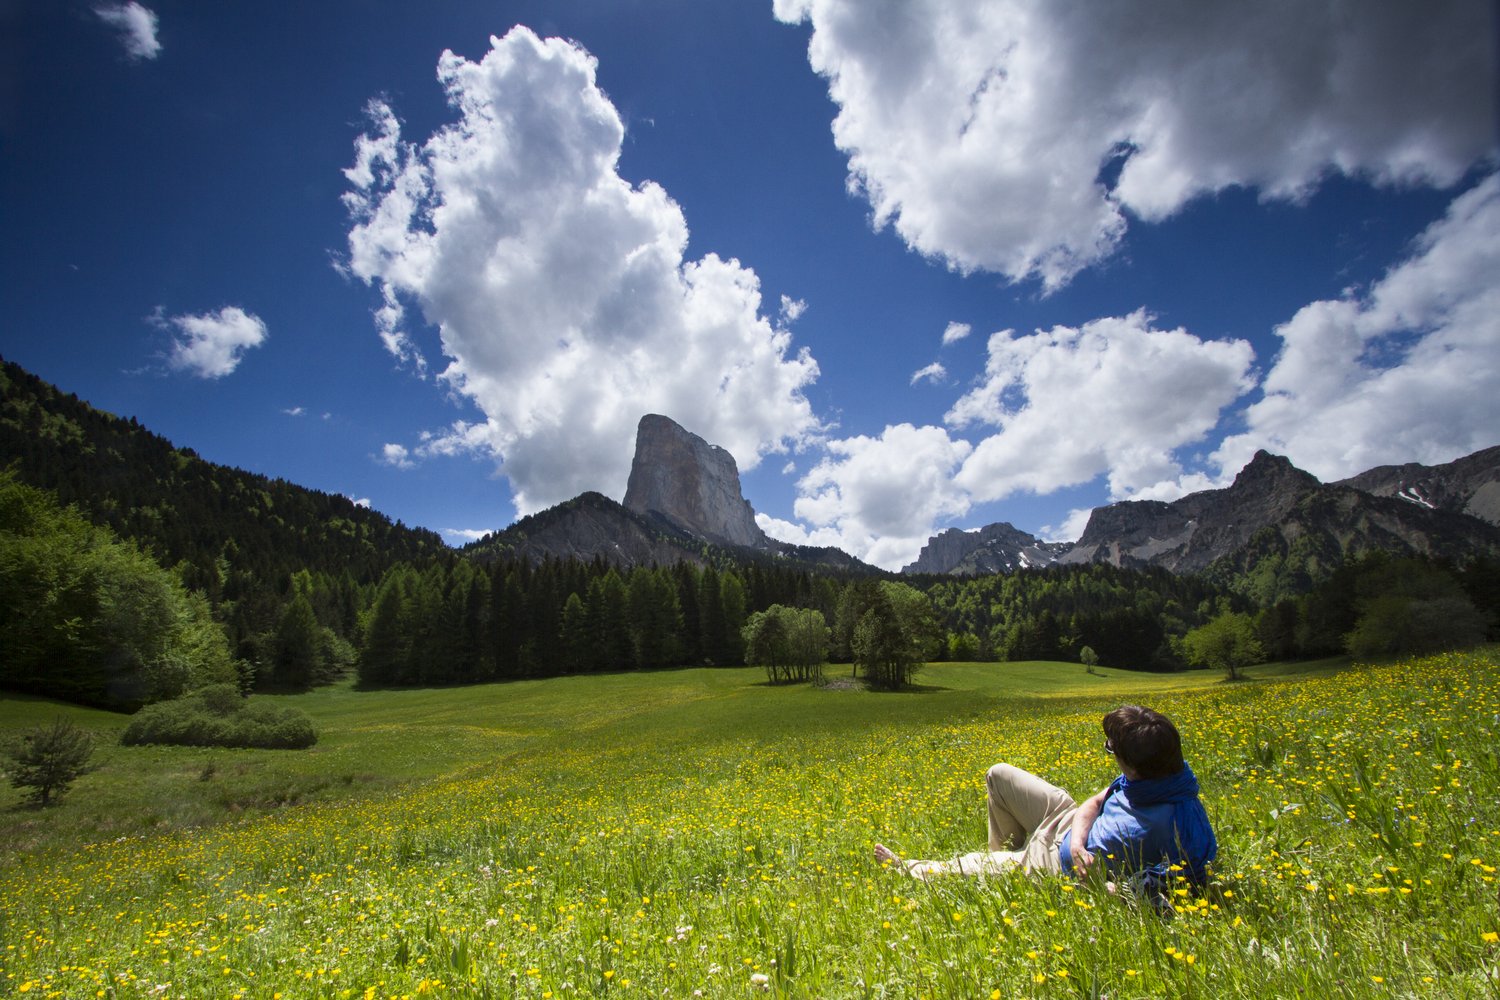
[196,683,245,717]
[121,687,317,749]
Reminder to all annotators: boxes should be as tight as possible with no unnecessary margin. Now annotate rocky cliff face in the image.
[1335,445,1500,527]
[1053,449,1500,588]
[901,523,1069,575]
[909,446,1500,587]
[476,415,876,572]
[1062,451,1325,574]
[623,414,770,549]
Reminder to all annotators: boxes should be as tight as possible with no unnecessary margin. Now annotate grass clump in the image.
[120,683,316,749]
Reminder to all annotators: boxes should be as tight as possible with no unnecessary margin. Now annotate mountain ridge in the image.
[900,443,1500,593]
[1334,445,1500,525]
[901,448,1500,591]
[5,355,1495,598]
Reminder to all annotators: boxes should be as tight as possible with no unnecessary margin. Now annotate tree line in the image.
[349,559,946,688]
[913,563,1240,670]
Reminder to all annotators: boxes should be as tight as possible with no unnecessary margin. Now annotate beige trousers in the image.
[905,763,1076,878]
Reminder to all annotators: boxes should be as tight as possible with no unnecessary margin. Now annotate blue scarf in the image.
[1114,763,1217,883]
[1117,761,1201,805]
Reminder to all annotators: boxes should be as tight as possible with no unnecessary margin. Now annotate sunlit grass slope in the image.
[3,652,1498,997]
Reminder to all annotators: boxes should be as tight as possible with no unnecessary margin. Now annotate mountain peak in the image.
[1231,450,1321,494]
[623,415,769,549]
[901,522,1069,575]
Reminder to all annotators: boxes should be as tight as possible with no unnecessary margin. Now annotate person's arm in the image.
[1069,786,1111,879]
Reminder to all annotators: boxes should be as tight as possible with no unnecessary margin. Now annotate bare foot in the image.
[874,843,929,879]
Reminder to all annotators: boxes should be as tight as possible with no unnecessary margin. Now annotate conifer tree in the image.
[489,566,528,679]
[595,569,634,671]
[7,719,95,807]
[720,571,747,665]
[359,571,410,686]
[560,592,592,674]
[698,566,727,665]
[674,563,703,665]
[270,592,321,690]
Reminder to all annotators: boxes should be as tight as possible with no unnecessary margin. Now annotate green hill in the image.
[0,358,449,584]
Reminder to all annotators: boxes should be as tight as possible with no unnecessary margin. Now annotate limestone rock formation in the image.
[1061,451,1323,573]
[1058,449,1500,584]
[475,415,875,572]
[623,414,770,549]
[908,446,1500,590]
[1336,445,1500,527]
[901,523,1069,575]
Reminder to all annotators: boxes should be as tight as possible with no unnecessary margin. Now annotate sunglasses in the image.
[1103,739,1116,755]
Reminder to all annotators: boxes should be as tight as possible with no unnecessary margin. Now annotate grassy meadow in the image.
[3,652,1499,998]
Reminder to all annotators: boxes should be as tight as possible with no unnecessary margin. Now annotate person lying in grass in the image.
[875,705,1216,888]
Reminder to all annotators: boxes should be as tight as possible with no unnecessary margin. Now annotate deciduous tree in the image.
[1181,612,1263,681]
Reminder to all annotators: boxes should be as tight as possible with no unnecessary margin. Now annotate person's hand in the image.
[1073,847,1096,880]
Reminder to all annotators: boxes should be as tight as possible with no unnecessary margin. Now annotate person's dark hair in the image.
[1103,705,1183,779]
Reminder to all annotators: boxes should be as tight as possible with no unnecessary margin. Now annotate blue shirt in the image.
[1058,762,1216,883]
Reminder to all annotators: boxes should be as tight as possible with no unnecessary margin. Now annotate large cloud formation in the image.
[950,312,1257,502]
[757,0,1497,569]
[343,27,821,515]
[763,313,1257,566]
[1215,171,1500,482]
[759,423,974,571]
[775,0,1494,288]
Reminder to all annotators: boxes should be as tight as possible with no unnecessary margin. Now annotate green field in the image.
[4,653,1498,997]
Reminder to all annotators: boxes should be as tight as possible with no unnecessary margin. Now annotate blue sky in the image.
[3,1,1497,570]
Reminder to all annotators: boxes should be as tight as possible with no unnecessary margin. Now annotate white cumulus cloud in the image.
[760,423,973,570]
[380,444,414,470]
[775,0,1495,288]
[1213,171,1500,482]
[95,2,160,60]
[159,306,267,379]
[343,27,822,515]
[948,311,1257,503]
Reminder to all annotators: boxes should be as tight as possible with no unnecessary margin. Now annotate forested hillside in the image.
[1,471,237,707]
[0,360,447,576]
[914,562,1236,669]
[1,357,450,671]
